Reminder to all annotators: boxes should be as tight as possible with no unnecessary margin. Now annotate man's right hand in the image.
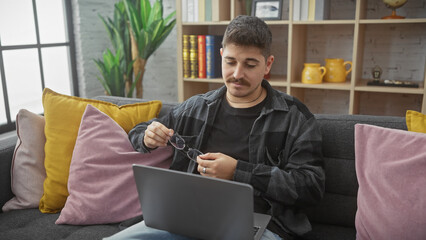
[143,121,174,149]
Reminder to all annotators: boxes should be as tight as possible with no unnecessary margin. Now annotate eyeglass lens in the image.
[169,134,203,162]
[169,134,185,149]
[187,148,203,161]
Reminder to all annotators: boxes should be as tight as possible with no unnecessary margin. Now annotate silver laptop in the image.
[132,164,271,240]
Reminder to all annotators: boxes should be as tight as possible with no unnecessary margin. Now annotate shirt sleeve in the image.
[128,100,194,153]
[233,115,325,207]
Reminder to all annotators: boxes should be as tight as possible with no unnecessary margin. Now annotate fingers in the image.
[143,121,174,149]
[197,153,237,180]
[197,153,215,176]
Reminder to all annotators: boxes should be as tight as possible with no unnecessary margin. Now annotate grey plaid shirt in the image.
[129,80,325,237]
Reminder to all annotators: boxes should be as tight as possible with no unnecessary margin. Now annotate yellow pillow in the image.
[40,88,162,213]
[406,110,426,133]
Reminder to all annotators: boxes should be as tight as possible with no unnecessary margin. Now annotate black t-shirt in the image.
[201,96,288,238]
[202,96,265,160]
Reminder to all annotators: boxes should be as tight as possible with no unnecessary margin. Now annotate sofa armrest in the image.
[0,134,17,212]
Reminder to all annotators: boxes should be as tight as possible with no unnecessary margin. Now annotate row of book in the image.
[183,35,223,79]
[293,0,330,21]
[181,0,229,22]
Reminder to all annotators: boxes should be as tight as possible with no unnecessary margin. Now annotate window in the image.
[0,0,78,133]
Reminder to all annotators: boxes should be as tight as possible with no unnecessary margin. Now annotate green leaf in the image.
[147,0,162,27]
[126,70,140,98]
[139,0,151,29]
[96,0,175,97]
[97,76,111,96]
[151,19,175,54]
[149,19,164,42]
[99,15,114,46]
[124,0,142,34]
[164,11,176,25]
[137,30,151,58]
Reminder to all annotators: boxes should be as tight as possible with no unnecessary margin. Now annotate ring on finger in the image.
[202,167,206,174]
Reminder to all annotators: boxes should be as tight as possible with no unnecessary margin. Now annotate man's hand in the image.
[143,121,174,149]
[197,153,237,180]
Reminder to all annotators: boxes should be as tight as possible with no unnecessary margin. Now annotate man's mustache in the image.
[226,78,249,86]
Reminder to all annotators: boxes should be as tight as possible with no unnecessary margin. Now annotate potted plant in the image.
[96,0,176,98]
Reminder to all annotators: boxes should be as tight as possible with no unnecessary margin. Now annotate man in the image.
[106,15,325,240]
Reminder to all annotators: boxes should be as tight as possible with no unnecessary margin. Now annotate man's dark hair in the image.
[222,15,272,59]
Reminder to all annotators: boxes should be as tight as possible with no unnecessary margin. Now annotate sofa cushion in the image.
[355,124,426,239]
[305,114,407,229]
[406,110,426,133]
[2,110,45,212]
[0,134,18,212]
[0,209,120,240]
[56,105,172,225]
[40,88,162,213]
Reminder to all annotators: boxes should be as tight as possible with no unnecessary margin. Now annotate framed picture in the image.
[251,0,283,20]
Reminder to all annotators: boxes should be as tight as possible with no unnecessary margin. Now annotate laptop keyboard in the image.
[253,226,260,235]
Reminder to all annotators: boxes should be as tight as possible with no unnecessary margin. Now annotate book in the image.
[205,0,212,21]
[206,35,223,79]
[212,0,230,21]
[181,0,187,22]
[315,0,330,20]
[198,35,206,78]
[300,0,309,21]
[198,0,205,22]
[182,35,190,78]
[193,0,199,22]
[293,0,301,21]
[308,0,316,21]
[189,35,198,78]
[186,0,198,22]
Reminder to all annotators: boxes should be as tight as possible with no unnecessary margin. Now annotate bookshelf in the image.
[176,0,426,116]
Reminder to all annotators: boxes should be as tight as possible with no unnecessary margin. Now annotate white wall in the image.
[71,0,177,101]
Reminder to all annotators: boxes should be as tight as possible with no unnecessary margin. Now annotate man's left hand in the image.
[197,153,237,180]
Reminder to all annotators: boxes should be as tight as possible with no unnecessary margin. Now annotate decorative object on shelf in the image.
[302,63,327,84]
[367,80,419,88]
[382,0,408,19]
[367,65,419,88]
[372,65,383,82]
[96,0,176,98]
[324,58,352,83]
[251,0,282,20]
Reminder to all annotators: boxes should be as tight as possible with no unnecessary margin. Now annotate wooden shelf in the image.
[355,79,424,94]
[291,82,351,91]
[359,18,426,24]
[183,78,223,84]
[176,0,426,116]
[182,21,230,26]
[292,20,355,25]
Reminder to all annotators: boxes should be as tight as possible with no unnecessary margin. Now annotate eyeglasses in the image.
[169,133,203,163]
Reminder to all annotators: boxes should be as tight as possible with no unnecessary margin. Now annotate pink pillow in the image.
[2,109,46,212]
[56,105,172,225]
[355,124,426,240]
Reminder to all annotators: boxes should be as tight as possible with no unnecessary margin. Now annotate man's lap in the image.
[104,220,282,240]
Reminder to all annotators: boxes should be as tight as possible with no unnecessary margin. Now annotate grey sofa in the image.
[0,96,408,240]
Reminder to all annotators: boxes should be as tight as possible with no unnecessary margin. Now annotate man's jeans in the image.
[104,220,282,240]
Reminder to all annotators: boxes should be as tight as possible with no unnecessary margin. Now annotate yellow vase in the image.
[324,58,352,83]
[302,63,326,84]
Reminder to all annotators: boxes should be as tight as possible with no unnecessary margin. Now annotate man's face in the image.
[221,44,274,100]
